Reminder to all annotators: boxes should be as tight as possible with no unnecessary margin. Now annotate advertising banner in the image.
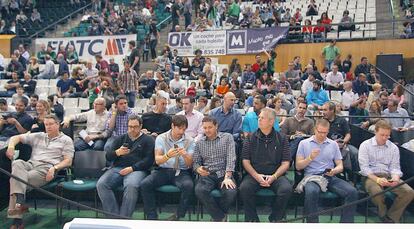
[168,30,226,56]
[227,27,289,54]
[35,34,136,61]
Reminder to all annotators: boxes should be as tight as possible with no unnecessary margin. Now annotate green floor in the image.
[1,201,414,228]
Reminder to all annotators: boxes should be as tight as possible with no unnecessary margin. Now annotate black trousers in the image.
[240,174,293,222]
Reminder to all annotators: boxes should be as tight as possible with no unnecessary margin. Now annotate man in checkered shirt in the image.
[193,116,237,222]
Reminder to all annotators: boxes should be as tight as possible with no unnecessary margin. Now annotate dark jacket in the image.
[106,133,155,171]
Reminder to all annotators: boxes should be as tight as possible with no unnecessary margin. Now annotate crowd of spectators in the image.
[1,1,414,227]
[170,0,358,43]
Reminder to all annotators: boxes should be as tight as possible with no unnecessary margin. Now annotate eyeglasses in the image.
[128,125,140,129]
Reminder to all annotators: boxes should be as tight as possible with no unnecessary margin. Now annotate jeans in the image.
[140,168,194,220]
[125,91,136,108]
[184,13,192,29]
[96,167,147,218]
[171,18,179,32]
[304,176,358,223]
[0,91,14,97]
[74,138,106,151]
[240,174,293,222]
[150,39,157,60]
[325,60,334,70]
[194,174,237,221]
[104,136,118,154]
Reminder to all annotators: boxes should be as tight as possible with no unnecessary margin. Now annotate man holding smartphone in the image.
[193,116,237,221]
[358,120,414,223]
[240,108,292,222]
[140,115,195,220]
[96,115,154,218]
[296,118,358,223]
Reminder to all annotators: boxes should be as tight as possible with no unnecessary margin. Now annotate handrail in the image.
[157,14,172,28]
[389,0,396,37]
[29,2,93,39]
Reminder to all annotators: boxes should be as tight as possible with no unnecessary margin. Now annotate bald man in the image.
[209,92,242,139]
[63,98,109,151]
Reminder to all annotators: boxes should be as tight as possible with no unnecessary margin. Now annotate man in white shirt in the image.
[169,72,186,98]
[325,64,344,90]
[62,98,109,151]
[301,73,315,95]
[177,96,204,141]
[341,81,359,110]
[36,55,55,79]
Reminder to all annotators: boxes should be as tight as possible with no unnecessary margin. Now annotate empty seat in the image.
[63,98,79,108]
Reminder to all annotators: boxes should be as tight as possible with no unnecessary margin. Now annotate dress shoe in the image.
[380,215,394,223]
[167,214,180,221]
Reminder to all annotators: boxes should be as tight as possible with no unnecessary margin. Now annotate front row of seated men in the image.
[4,110,414,227]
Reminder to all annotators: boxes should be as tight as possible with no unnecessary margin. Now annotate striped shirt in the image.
[358,137,403,177]
[104,108,135,137]
[118,69,139,92]
[193,132,236,178]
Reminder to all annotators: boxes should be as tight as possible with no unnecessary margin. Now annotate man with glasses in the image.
[97,115,155,218]
[296,118,358,223]
[62,98,109,151]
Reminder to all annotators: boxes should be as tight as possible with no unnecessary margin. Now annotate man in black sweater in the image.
[96,115,155,218]
[240,108,293,222]
[142,96,172,137]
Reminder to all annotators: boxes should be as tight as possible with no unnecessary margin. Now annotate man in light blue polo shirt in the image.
[243,95,280,137]
[296,118,358,223]
[305,80,329,110]
[140,115,195,221]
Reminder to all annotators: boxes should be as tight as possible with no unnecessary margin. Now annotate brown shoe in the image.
[7,204,29,216]
[167,214,180,221]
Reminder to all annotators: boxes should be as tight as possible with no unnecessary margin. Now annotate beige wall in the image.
[0,35,15,57]
[217,39,414,74]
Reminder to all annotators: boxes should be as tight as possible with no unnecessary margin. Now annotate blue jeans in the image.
[325,60,334,70]
[195,174,237,221]
[74,138,106,151]
[96,167,148,217]
[125,91,136,108]
[0,91,14,97]
[140,168,194,220]
[304,176,358,223]
[104,136,118,153]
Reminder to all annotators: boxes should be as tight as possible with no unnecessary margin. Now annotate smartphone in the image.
[122,143,129,148]
[174,144,179,149]
[324,168,332,173]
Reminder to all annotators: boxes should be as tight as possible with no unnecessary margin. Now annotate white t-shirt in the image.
[341,90,359,109]
[326,71,344,85]
[169,79,186,91]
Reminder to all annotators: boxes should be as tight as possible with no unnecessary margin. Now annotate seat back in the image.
[73,150,106,179]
